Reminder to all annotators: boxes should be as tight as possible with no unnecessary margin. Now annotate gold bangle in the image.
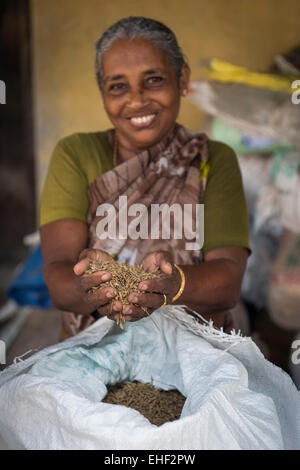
[172,264,186,303]
[161,293,167,307]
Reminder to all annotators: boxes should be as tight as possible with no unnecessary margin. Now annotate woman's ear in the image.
[179,63,191,96]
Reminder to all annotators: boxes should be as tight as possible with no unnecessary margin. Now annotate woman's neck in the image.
[113,123,177,164]
[116,140,139,162]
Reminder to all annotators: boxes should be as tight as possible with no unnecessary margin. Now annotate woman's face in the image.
[101,37,189,153]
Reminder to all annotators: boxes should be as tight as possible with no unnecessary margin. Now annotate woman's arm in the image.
[40,219,116,315]
[176,246,248,313]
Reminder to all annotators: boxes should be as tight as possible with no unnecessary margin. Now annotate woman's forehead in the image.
[101,37,173,79]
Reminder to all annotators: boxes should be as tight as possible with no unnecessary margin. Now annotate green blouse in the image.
[39,130,251,254]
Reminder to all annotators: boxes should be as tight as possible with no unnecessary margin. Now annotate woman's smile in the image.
[128,113,157,128]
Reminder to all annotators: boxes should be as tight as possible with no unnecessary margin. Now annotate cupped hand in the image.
[121,251,181,322]
[73,248,122,317]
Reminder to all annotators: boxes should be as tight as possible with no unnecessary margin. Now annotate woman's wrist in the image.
[172,264,186,303]
[170,264,201,307]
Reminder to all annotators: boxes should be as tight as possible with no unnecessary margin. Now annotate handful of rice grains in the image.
[85,260,163,329]
[103,382,186,426]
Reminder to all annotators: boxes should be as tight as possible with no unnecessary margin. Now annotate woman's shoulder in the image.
[208,139,237,161]
[206,139,239,177]
[52,130,113,184]
[55,130,110,155]
[54,131,112,173]
[198,139,238,182]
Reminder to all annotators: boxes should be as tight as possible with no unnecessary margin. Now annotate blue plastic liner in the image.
[7,245,53,309]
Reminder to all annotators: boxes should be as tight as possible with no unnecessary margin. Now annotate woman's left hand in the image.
[122,251,181,322]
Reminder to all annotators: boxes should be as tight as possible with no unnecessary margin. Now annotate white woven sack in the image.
[0,306,299,450]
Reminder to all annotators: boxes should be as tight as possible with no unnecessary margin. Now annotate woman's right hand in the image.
[73,248,120,317]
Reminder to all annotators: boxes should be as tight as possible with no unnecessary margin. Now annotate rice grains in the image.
[103,382,186,426]
[86,260,162,328]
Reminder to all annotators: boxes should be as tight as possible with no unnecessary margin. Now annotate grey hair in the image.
[95,16,186,90]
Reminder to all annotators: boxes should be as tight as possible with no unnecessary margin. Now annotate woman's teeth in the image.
[130,114,155,126]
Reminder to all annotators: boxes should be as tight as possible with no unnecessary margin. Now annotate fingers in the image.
[139,258,181,302]
[98,300,151,324]
[78,248,113,262]
[160,258,173,275]
[86,286,116,309]
[97,300,123,320]
[123,304,150,322]
[154,251,173,275]
[142,251,173,274]
[127,292,163,309]
[73,250,115,310]
[138,278,170,295]
[142,255,158,273]
[73,257,91,275]
[73,248,119,311]
[98,298,158,324]
[73,249,114,275]
[79,271,112,291]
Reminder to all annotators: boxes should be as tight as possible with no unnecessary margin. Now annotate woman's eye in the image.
[147,76,164,85]
[108,83,127,93]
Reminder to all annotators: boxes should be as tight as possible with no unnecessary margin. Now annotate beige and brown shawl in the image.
[87,123,209,265]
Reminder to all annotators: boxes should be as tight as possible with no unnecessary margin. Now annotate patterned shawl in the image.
[87,123,209,266]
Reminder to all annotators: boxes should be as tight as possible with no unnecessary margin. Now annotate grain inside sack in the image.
[103,382,186,426]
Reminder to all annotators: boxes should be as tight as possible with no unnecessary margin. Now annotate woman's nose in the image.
[127,87,148,108]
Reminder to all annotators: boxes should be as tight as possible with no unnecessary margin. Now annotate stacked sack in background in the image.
[209,118,300,313]
[188,48,300,385]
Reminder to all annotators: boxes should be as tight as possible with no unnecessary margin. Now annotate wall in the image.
[31,0,300,199]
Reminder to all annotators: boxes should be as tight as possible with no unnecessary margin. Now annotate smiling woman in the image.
[39,17,250,336]
[99,37,187,157]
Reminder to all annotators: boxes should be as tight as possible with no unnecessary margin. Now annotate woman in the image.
[40,17,250,336]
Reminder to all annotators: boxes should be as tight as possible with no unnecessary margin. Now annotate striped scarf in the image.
[87,123,209,266]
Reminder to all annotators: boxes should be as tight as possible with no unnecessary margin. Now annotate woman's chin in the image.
[128,125,174,150]
[123,130,160,150]
[135,135,164,150]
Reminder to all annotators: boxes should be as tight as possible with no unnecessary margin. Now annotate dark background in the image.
[0,0,35,267]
